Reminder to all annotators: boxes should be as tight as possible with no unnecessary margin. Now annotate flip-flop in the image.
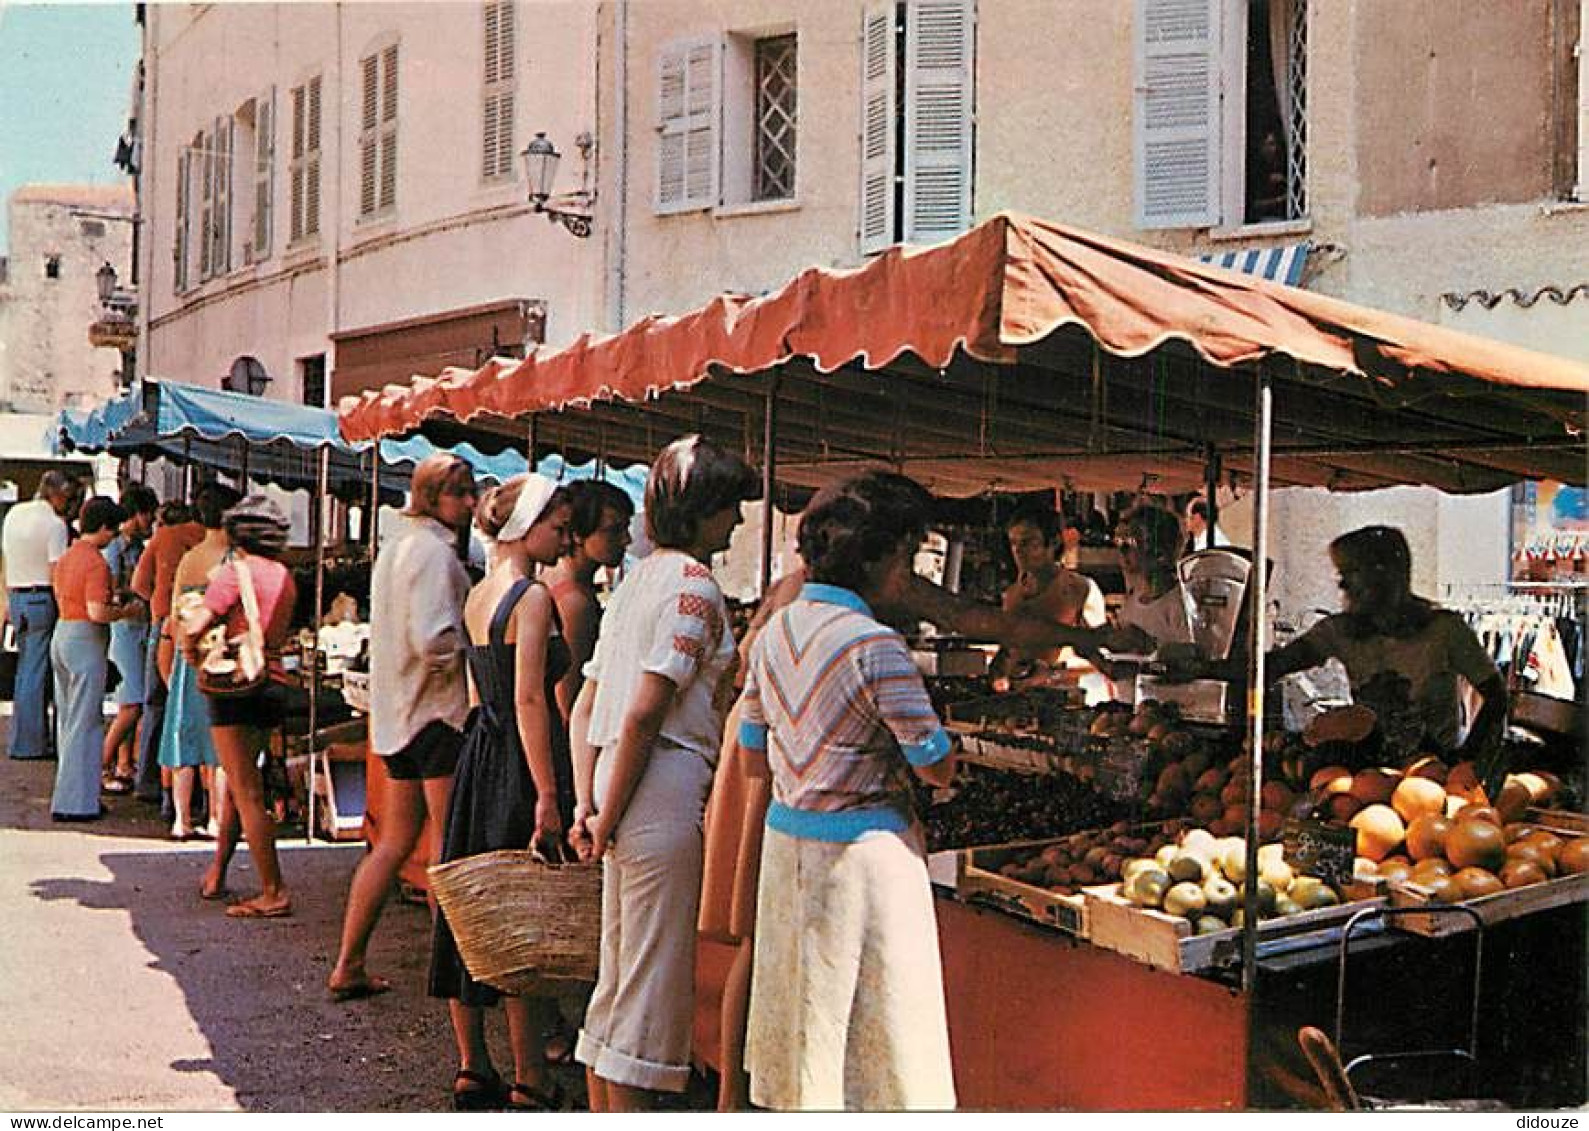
[199,884,230,902]
[328,976,393,1003]
[225,900,293,919]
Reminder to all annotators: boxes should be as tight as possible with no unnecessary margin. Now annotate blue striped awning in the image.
[1198,242,1310,287]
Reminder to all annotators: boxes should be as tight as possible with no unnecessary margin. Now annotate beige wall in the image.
[142,1,602,404]
[0,192,133,413]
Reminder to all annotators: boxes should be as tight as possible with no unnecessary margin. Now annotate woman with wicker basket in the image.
[178,495,298,921]
[428,473,576,1112]
[568,436,759,1112]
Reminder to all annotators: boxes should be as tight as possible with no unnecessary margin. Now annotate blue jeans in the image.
[134,622,165,801]
[51,620,107,817]
[8,589,57,759]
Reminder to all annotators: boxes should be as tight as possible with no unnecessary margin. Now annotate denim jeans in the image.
[51,620,107,817]
[8,590,57,759]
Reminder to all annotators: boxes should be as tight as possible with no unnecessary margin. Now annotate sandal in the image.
[508,1080,566,1112]
[452,1068,504,1112]
[542,1020,575,1065]
[102,776,132,796]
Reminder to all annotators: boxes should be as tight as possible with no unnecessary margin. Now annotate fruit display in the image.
[1114,828,1345,934]
[919,765,1132,852]
[983,819,1190,895]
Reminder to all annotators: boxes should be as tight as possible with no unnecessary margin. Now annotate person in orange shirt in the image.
[129,498,206,806]
[50,498,128,821]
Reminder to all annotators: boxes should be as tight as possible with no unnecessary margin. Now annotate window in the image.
[300,354,327,408]
[1133,0,1308,230]
[753,35,798,200]
[44,255,61,280]
[359,43,400,218]
[859,0,975,254]
[289,75,322,244]
[249,89,276,260]
[481,1,517,180]
[655,39,720,213]
[79,220,106,238]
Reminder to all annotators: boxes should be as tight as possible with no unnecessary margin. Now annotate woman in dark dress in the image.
[429,474,574,1111]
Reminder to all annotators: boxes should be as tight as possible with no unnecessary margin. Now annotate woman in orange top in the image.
[50,497,128,821]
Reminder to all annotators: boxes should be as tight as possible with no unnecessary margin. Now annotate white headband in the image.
[495,473,560,544]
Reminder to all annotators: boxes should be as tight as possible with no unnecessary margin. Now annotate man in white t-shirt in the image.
[2,471,80,759]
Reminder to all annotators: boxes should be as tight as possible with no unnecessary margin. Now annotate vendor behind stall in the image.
[989,504,1105,691]
[1264,525,1507,790]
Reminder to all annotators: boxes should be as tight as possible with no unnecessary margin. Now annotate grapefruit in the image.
[1391,777,1448,824]
[1348,804,1406,862]
[1445,817,1507,872]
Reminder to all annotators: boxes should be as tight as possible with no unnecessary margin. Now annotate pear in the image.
[1202,874,1238,919]
[1127,868,1171,908]
[1163,881,1207,919]
[1167,852,1206,885]
[1122,857,1161,884]
[1218,839,1248,883]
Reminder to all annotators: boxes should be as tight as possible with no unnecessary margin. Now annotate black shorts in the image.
[383,720,463,781]
[206,681,288,730]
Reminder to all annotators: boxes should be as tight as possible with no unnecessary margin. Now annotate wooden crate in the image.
[1083,885,1388,975]
[958,840,1097,935]
[1388,871,1589,937]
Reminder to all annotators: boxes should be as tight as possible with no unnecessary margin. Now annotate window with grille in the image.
[752,35,797,201]
[289,75,322,243]
[360,44,400,217]
[481,1,517,180]
[300,354,327,408]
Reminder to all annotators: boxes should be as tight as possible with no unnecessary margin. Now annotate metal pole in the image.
[1240,367,1274,995]
[527,413,539,475]
[181,435,193,503]
[760,372,781,596]
[238,434,250,489]
[307,444,330,844]
[1203,443,1221,550]
[368,444,380,562]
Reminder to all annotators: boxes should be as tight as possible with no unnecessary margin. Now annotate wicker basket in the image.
[427,849,602,994]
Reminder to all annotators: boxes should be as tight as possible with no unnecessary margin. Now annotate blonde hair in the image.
[406,454,475,519]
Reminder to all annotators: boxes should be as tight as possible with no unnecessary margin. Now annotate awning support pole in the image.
[368,444,380,562]
[1203,443,1221,550]
[237,434,250,487]
[307,444,330,845]
[527,413,539,473]
[760,372,781,596]
[181,436,193,503]
[1240,366,1274,996]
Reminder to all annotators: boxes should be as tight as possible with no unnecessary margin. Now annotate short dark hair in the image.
[1120,503,1183,565]
[194,483,244,529]
[1188,499,1210,522]
[157,501,193,526]
[797,471,933,588]
[120,483,159,518]
[644,436,760,550]
[1005,502,1060,544]
[78,496,126,535]
[1330,525,1412,590]
[223,495,290,557]
[565,479,635,539]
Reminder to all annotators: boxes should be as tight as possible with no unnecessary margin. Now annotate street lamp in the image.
[96,261,117,305]
[521,131,595,239]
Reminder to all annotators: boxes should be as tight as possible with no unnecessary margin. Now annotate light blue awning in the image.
[1198,242,1310,287]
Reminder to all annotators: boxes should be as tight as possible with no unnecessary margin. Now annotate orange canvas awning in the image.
[337,212,1587,495]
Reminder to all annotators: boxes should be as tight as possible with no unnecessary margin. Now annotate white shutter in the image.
[903,0,973,244]
[380,45,399,210]
[254,87,274,257]
[482,4,515,179]
[306,75,322,236]
[859,4,896,253]
[655,38,718,213]
[198,130,213,279]
[289,84,305,242]
[1133,0,1221,229]
[217,116,233,273]
[174,149,189,292]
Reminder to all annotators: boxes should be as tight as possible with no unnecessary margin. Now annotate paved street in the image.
[0,727,578,1113]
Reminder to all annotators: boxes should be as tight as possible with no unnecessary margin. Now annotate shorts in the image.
[383,720,463,781]
[206,680,288,730]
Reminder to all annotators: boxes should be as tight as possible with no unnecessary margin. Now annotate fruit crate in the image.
[952,821,1182,937]
[1387,871,1589,937]
[1083,885,1388,976]
[958,733,1060,776]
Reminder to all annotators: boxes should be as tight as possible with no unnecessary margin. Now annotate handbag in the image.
[195,558,269,699]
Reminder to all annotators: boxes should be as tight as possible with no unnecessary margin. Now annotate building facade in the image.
[0,185,135,414]
[137,2,602,410]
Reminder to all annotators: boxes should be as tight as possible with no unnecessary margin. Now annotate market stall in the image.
[337,211,1588,1109]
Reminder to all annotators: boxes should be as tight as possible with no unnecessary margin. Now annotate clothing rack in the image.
[1441,581,1585,621]
[1442,583,1584,701]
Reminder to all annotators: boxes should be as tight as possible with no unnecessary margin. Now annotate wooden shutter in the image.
[306,75,322,235]
[216,115,233,273]
[482,1,515,178]
[380,45,399,209]
[1133,0,1221,229]
[254,87,274,258]
[174,148,189,292]
[289,84,305,242]
[859,4,896,254]
[656,38,718,213]
[198,129,213,279]
[360,54,379,215]
[904,0,973,244]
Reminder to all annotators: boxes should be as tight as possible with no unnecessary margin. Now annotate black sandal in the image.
[542,1020,575,1065]
[452,1068,505,1112]
[508,1080,566,1112]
